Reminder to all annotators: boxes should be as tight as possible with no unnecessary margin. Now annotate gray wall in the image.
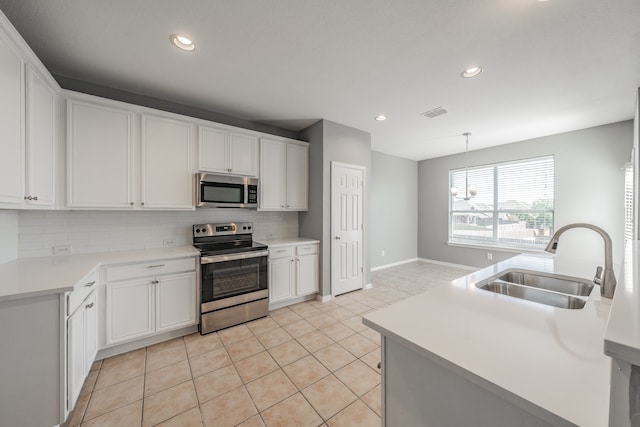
[299,120,372,296]
[371,151,418,268]
[418,121,633,268]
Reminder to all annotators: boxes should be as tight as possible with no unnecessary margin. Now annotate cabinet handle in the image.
[24,195,32,200]
[130,202,134,206]
[146,264,165,269]
[141,202,145,206]
[85,302,94,309]
[151,279,159,284]
[85,281,96,287]
[32,196,38,201]
[275,249,287,253]
[281,205,285,208]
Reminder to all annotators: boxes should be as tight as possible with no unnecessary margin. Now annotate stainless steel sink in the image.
[477,281,587,309]
[475,269,593,309]
[496,270,594,297]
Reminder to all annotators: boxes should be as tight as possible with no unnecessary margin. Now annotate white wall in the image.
[371,151,418,268]
[17,210,298,258]
[418,121,633,268]
[0,210,18,263]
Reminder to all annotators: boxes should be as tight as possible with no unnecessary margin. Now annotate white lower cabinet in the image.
[104,258,197,346]
[66,271,98,416]
[268,242,319,307]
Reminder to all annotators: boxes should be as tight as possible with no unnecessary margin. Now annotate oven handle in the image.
[201,250,269,264]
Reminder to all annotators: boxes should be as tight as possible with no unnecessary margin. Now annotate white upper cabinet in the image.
[259,138,286,209]
[199,125,258,177]
[67,100,134,208]
[0,30,25,205]
[285,142,309,210]
[25,66,56,207]
[0,30,57,209]
[141,115,194,209]
[67,96,196,210]
[259,137,308,211]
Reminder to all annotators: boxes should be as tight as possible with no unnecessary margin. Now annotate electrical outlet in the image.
[163,239,176,247]
[381,250,385,257]
[53,245,72,256]
[487,252,493,260]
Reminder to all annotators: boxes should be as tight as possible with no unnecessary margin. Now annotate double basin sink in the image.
[476,270,594,309]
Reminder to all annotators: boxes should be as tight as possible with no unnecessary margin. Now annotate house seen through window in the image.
[449,155,554,250]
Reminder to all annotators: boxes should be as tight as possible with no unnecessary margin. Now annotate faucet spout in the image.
[544,223,616,299]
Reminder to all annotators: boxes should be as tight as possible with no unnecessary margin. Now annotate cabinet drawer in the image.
[67,269,98,316]
[269,247,294,260]
[296,244,318,256]
[105,257,196,282]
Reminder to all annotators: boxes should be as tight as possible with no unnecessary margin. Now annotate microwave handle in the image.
[201,250,269,264]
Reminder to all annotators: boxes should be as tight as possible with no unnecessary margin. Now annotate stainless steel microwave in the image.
[196,173,258,208]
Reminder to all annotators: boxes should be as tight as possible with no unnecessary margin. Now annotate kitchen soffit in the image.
[0,0,638,160]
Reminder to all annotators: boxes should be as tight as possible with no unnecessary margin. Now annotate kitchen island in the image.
[363,253,612,427]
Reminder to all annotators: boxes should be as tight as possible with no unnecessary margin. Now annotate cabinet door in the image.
[0,32,25,205]
[141,115,194,209]
[286,143,309,210]
[157,272,197,332]
[198,125,229,173]
[25,66,56,207]
[259,138,286,210]
[84,291,98,368]
[106,279,154,344]
[229,132,258,177]
[67,304,85,412]
[269,257,295,303]
[297,254,319,296]
[67,101,134,208]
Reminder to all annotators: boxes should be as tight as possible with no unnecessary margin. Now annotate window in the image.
[624,161,634,241]
[449,156,554,250]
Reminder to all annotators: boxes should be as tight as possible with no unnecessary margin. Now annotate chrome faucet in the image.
[544,223,617,298]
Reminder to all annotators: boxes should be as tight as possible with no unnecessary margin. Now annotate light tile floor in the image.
[64,261,469,427]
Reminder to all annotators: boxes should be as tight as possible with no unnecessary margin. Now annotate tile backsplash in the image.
[18,209,298,258]
[0,211,19,263]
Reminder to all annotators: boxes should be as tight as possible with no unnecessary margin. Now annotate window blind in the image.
[449,156,554,249]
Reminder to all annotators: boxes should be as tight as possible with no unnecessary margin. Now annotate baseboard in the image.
[317,294,333,302]
[418,257,476,271]
[371,258,419,272]
[96,325,198,360]
[364,283,373,289]
[269,294,316,310]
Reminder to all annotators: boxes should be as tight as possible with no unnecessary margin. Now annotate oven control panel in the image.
[193,222,253,237]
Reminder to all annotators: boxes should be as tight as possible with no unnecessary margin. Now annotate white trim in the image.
[268,294,316,310]
[371,258,419,272]
[364,283,373,289]
[417,258,476,271]
[316,294,333,302]
[446,240,546,255]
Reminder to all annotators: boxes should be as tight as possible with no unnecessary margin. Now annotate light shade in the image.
[461,66,482,78]
[170,34,196,51]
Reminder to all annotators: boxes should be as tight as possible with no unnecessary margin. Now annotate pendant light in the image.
[450,132,477,201]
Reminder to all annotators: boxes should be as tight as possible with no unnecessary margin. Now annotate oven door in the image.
[200,250,268,313]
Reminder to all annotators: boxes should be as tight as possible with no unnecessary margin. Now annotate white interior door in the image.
[331,162,364,296]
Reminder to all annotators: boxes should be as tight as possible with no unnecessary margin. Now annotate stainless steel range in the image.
[193,222,269,334]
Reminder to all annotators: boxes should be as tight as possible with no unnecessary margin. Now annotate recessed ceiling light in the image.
[170,34,195,51]
[374,115,387,121]
[461,66,483,78]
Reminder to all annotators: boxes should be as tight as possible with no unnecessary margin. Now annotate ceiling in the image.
[1,0,638,160]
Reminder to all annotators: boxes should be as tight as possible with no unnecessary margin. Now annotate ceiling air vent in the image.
[421,107,448,119]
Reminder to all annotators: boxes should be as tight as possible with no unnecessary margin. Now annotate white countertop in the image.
[259,237,320,248]
[0,246,199,302]
[605,240,640,365]
[363,253,612,427]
